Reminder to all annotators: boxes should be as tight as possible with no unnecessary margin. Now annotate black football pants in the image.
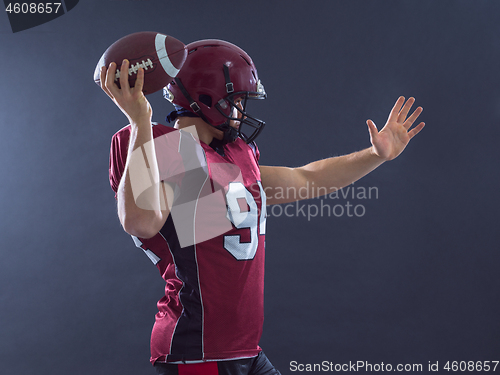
[154,351,281,375]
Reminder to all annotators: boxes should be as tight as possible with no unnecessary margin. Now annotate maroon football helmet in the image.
[163,39,266,144]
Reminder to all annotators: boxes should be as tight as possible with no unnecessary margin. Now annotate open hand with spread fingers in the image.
[367,96,425,161]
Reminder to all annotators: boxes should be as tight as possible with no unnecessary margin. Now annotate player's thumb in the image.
[366,119,378,138]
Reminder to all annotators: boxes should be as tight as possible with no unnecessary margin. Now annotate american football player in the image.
[100,39,424,375]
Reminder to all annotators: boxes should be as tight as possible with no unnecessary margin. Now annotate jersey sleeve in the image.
[109,125,131,196]
[109,124,186,199]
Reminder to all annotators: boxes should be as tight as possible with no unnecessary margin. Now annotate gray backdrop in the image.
[1,1,499,374]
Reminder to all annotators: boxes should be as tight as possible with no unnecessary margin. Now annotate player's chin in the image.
[229,120,241,130]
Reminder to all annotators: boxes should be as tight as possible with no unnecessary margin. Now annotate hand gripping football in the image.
[94,31,187,95]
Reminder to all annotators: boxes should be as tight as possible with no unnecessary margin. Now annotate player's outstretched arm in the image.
[101,60,171,238]
[261,97,425,205]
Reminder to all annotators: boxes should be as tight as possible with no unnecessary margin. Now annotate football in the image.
[94,31,187,95]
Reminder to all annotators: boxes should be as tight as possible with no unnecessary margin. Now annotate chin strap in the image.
[173,78,212,125]
[166,105,199,123]
[171,77,241,145]
[209,121,239,144]
[218,124,239,144]
[223,64,234,94]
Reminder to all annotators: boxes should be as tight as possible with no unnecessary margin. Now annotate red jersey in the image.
[109,124,267,364]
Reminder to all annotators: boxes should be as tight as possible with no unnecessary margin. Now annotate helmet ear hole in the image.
[199,94,212,108]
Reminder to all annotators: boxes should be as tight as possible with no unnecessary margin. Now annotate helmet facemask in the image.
[215,82,266,144]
